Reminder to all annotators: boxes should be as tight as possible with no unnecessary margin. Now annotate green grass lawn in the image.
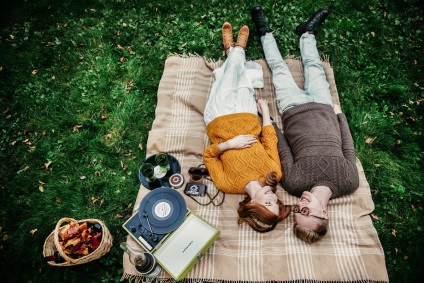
[0,0,423,282]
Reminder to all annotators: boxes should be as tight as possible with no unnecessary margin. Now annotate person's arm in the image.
[272,122,294,175]
[203,144,226,189]
[334,104,356,165]
[217,135,258,152]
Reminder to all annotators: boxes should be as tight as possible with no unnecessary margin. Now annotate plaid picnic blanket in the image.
[121,55,389,283]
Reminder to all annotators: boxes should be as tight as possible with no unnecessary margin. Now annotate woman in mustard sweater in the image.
[203,22,291,232]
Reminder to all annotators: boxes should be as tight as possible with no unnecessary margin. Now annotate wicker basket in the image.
[43,217,113,266]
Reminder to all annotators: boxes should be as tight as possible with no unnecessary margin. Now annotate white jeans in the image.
[261,32,332,114]
[203,47,258,126]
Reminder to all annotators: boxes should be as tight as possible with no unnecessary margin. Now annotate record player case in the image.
[123,209,220,281]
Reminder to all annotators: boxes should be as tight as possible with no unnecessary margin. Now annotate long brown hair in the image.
[237,172,291,232]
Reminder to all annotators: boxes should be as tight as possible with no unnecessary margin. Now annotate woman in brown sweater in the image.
[203,22,291,232]
[252,7,360,242]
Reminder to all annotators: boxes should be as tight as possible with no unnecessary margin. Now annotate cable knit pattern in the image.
[204,112,282,194]
[274,102,359,198]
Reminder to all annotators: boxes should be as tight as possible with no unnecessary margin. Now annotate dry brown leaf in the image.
[43,161,52,169]
[91,197,99,204]
[80,176,86,180]
[29,229,38,235]
[365,137,377,144]
[371,31,375,37]
[180,42,187,48]
[64,237,81,248]
[31,69,38,75]
[371,214,379,220]
[73,125,83,132]
[391,229,397,237]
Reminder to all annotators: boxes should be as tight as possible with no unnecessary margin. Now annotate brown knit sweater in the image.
[274,103,359,198]
[204,113,282,194]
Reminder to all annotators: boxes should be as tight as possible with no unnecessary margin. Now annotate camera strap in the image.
[187,164,225,206]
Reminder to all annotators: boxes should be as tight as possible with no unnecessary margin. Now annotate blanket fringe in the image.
[167,52,218,63]
[167,53,331,65]
[121,273,388,283]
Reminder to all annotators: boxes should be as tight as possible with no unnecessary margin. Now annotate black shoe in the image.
[295,9,329,36]
[251,5,271,37]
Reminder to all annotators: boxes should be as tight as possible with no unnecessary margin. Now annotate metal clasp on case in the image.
[197,253,204,260]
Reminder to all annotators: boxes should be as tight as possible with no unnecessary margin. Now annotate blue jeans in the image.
[261,32,332,114]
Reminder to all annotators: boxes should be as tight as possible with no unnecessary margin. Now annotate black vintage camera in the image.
[184,183,207,197]
[188,166,209,183]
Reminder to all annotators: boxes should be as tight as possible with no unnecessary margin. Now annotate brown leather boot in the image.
[235,25,249,50]
[222,22,234,51]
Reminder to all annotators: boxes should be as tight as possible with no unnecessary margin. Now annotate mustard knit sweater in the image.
[204,113,282,194]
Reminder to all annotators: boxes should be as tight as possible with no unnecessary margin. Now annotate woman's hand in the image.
[218,135,258,152]
[257,98,272,126]
[257,99,270,117]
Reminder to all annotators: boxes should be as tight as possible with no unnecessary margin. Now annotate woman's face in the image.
[251,185,279,215]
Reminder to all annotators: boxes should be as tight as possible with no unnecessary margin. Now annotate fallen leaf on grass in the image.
[365,137,377,144]
[73,125,83,132]
[43,161,52,170]
[31,69,38,75]
[29,229,38,235]
[38,181,46,192]
[371,214,379,220]
[391,229,397,237]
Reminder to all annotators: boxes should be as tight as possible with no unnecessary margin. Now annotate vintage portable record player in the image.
[123,187,220,281]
